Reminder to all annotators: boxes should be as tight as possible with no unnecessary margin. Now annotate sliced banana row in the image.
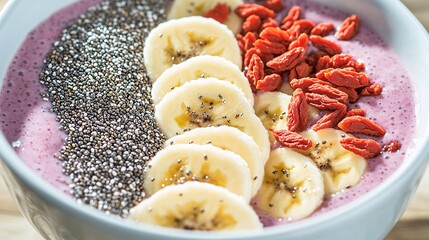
[129,182,262,230]
[132,15,268,230]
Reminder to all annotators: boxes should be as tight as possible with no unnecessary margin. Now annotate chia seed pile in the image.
[39,0,167,217]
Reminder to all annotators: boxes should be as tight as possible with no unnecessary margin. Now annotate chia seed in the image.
[39,0,167,217]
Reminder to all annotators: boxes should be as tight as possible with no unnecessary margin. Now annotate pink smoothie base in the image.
[0,0,100,195]
[0,0,416,227]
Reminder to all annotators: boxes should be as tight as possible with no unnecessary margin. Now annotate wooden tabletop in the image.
[0,0,428,239]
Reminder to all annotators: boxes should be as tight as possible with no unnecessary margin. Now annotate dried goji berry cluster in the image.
[232,1,400,159]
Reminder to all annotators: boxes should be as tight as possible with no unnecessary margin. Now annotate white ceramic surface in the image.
[0,0,429,240]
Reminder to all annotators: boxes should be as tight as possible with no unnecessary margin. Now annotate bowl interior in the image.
[0,0,429,239]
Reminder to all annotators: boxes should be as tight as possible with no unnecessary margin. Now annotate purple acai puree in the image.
[0,0,99,195]
[0,0,416,225]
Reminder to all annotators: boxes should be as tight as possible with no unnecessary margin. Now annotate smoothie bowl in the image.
[0,0,429,239]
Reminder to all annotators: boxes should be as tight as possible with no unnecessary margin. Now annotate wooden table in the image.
[0,0,428,239]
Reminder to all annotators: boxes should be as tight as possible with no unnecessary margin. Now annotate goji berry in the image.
[259,27,291,44]
[360,84,383,96]
[315,67,333,81]
[291,19,316,35]
[246,54,265,87]
[263,0,285,13]
[254,39,287,54]
[338,116,386,137]
[287,88,308,132]
[312,109,346,132]
[309,35,342,56]
[382,141,401,153]
[244,47,259,67]
[289,62,312,80]
[256,73,283,91]
[346,108,366,117]
[323,68,370,88]
[289,77,331,91]
[261,17,278,29]
[308,83,348,103]
[272,129,312,150]
[242,15,262,33]
[340,137,381,159]
[337,86,360,103]
[267,47,306,71]
[306,51,328,67]
[259,52,275,63]
[316,55,331,72]
[288,69,298,81]
[311,22,335,36]
[329,54,366,72]
[305,93,347,111]
[235,4,276,19]
[280,6,301,30]
[280,21,293,29]
[288,33,309,51]
[287,24,302,41]
[346,60,365,72]
[330,54,353,68]
[204,3,229,23]
[344,66,359,71]
[243,31,259,51]
[336,15,360,40]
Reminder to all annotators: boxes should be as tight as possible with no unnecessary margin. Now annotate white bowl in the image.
[0,0,429,239]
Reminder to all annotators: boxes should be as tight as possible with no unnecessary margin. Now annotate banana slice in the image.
[298,128,367,194]
[129,182,262,230]
[144,144,252,201]
[155,78,270,163]
[254,148,324,220]
[167,0,244,35]
[144,16,242,81]
[152,55,253,106]
[254,91,319,142]
[166,126,264,196]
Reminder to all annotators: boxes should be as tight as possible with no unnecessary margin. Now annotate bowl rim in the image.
[1,0,429,239]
